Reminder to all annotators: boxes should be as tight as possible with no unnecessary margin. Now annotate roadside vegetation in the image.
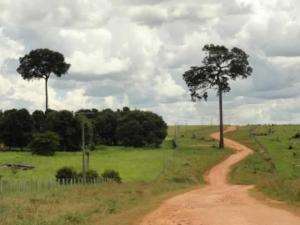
[226,125,300,205]
[0,126,231,225]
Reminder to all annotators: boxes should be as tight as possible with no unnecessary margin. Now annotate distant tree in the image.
[141,111,168,147]
[0,109,34,149]
[74,112,94,149]
[29,131,59,156]
[17,49,70,111]
[32,110,46,132]
[94,109,118,145]
[116,110,167,147]
[183,44,252,148]
[116,119,144,147]
[76,109,98,119]
[45,110,81,151]
[122,106,130,112]
[17,109,34,148]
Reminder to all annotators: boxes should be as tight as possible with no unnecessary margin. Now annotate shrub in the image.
[102,169,122,183]
[29,131,59,156]
[77,169,99,183]
[55,167,77,183]
[89,143,96,151]
[292,132,300,139]
[171,139,177,149]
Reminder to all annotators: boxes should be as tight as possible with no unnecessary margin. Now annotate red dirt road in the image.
[140,127,300,225]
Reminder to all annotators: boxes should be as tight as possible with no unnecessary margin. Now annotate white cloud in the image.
[0,0,299,124]
[69,51,130,75]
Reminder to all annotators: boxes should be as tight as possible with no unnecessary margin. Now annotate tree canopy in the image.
[0,109,34,149]
[183,44,253,101]
[45,110,81,151]
[16,48,70,111]
[17,49,70,80]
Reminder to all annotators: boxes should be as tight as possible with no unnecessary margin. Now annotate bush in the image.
[292,132,300,139]
[78,169,99,183]
[29,131,59,156]
[171,139,177,149]
[102,169,122,183]
[55,167,77,183]
[89,143,96,151]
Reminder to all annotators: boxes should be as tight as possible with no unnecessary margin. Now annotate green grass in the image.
[0,125,231,225]
[226,125,300,204]
[0,148,173,182]
[0,125,222,182]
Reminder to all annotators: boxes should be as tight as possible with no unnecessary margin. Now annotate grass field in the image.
[0,148,173,182]
[0,125,231,225]
[0,126,220,182]
[226,125,300,204]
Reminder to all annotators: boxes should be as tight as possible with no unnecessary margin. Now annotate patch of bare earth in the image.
[140,127,300,225]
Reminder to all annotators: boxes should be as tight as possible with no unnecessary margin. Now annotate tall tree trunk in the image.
[218,87,224,149]
[45,77,49,112]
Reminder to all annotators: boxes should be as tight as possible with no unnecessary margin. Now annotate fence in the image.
[0,177,113,194]
[293,153,300,173]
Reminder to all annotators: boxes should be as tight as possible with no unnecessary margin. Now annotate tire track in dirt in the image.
[140,126,300,225]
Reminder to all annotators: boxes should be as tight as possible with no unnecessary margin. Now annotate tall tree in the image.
[183,44,252,148]
[17,49,70,111]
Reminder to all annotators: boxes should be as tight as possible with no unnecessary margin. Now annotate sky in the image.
[0,0,299,124]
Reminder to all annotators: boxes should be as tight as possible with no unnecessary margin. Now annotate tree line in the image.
[0,107,167,154]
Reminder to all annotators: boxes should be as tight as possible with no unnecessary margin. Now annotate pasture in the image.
[227,125,300,204]
[0,126,220,183]
[0,125,231,225]
[0,148,173,182]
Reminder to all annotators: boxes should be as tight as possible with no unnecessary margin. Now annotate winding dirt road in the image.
[140,127,300,225]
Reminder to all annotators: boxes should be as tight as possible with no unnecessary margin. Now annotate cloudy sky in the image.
[0,0,299,124]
